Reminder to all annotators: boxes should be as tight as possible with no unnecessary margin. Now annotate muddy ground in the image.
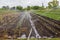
[0,12,60,38]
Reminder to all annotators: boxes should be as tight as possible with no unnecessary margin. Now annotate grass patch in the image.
[34,8,60,20]
[0,9,18,15]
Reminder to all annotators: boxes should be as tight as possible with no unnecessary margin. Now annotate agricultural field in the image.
[0,9,21,38]
[0,9,60,40]
[0,0,60,40]
[34,8,60,20]
[0,9,19,21]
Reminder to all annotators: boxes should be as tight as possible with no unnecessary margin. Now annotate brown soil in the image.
[0,12,60,38]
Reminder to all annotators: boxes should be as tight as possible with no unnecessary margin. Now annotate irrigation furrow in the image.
[30,13,60,37]
[32,13,60,29]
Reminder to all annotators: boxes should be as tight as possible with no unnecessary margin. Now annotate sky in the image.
[0,0,60,8]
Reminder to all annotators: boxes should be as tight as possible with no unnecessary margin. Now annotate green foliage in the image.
[2,6,9,9]
[27,6,31,10]
[53,0,59,7]
[31,6,40,10]
[48,2,53,8]
[16,6,23,10]
[48,0,59,8]
[39,7,45,10]
[11,7,16,10]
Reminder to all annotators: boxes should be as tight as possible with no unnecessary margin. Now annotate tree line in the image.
[0,0,59,11]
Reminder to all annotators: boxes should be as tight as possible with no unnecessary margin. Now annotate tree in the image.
[48,0,59,8]
[27,6,31,10]
[16,6,23,10]
[11,7,16,10]
[48,2,53,8]
[32,6,40,10]
[2,6,9,9]
[53,0,59,7]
